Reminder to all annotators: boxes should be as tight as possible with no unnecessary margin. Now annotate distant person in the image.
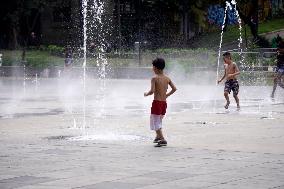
[271,41,284,98]
[272,34,283,48]
[89,42,96,57]
[218,52,240,110]
[64,47,73,70]
[144,58,177,147]
[28,32,40,48]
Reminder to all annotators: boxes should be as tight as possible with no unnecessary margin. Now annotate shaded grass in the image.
[1,49,218,69]
[192,18,284,48]
[0,50,64,69]
[258,18,284,33]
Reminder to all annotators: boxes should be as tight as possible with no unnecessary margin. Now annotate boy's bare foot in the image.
[224,101,230,109]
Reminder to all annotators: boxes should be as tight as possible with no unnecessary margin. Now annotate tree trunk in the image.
[181,0,189,42]
[184,12,188,41]
[117,0,122,54]
[237,1,259,40]
[9,26,19,49]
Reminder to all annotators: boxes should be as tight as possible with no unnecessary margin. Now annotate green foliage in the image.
[192,18,284,48]
[0,47,277,72]
[1,50,64,69]
[25,50,64,69]
[230,50,277,68]
[45,45,65,56]
[0,51,22,66]
[258,18,284,34]
[157,48,217,72]
[262,57,276,66]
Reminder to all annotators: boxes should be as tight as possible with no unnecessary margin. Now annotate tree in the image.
[179,0,222,41]
[0,0,22,49]
[0,0,72,50]
[236,0,259,40]
[236,0,270,47]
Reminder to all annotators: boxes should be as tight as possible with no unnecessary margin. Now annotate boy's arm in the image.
[218,69,226,84]
[166,80,177,98]
[234,63,240,75]
[228,63,240,78]
[144,78,155,97]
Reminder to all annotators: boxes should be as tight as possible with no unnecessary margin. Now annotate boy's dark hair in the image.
[152,58,165,70]
[223,52,231,57]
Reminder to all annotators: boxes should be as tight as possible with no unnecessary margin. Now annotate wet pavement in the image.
[1,77,284,189]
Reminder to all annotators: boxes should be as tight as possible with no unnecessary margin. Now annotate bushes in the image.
[1,47,277,71]
[25,50,64,69]
[0,51,22,66]
[1,50,64,69]
[45,45,65,56]
[1,44,65,70]
[157,48,217,72]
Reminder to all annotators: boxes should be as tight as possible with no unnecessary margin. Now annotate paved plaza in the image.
[1,78,284,189]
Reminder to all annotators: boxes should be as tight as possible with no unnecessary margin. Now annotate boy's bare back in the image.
[152,74,172,101]
[145,73,176,101]
[144,58,177,101]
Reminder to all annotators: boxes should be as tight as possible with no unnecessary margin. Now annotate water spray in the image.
[82,0,88,134]
[216,0,243,83]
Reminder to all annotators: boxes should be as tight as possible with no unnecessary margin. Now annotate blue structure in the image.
[207,5,238,26]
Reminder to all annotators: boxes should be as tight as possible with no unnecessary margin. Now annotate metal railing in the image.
[220,48,278,72]
[0,48,279,79]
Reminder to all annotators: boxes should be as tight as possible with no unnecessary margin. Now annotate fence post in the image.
[0,53,2,67]
[135,41,141,66]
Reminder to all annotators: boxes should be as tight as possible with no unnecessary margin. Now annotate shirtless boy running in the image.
[218,52,240,110]
[144,58,177,147]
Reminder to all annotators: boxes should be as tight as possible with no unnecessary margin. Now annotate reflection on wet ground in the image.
[1,96,284,119]
[183,121,228,125]
[1,79,284,121]
[46,135,73,140]
[67,134,147,141]
[0,109,64,119]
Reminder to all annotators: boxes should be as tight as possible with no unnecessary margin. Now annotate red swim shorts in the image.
[151,100,167,115]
